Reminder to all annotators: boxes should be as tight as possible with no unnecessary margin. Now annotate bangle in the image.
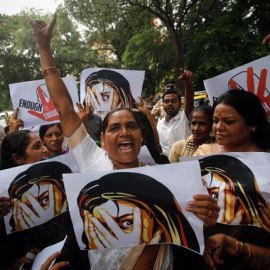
[235,239,241,255]
[42,67,60,77]
[245,243,251,261]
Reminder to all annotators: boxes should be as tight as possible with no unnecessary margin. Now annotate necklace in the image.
[113,161,141,170]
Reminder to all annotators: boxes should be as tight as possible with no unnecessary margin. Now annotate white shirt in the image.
[157,110,191,156]
[67,123,113,172]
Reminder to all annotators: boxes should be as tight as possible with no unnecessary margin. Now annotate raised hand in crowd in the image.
[76,102,91,131]
[259,201,270,234]
[178,67,194,118]
[135,96,162,153]
[9,107,24,133]
[40,251,69,270]
[262,33,270,48]
[30,14,81,138]
[178,67,193,83]
[135,96,148,114]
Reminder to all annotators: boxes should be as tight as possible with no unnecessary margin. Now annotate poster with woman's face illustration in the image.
[63,161,206,254]
[80,68,145,112]
[198,153,270,226]
[0,153,79,234]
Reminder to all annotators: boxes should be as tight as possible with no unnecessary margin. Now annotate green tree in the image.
[0,11,41,110]
[64,0,229,92]
[122,27,174,97]
[64,0,155,67]
[0,8,87,110]
[184,0,270,90]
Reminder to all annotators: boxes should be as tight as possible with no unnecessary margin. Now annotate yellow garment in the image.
[193,143,216,156]
[151,99,165,119]
[169,135,194,162]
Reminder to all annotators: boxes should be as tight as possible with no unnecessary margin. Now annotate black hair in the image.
[39,123,63,140]
[213,90,270,150]
[102,107,141,134]
[189,105,213,126]
[133,111,169,164]
[0,130,32,170]
[162,90,181,102]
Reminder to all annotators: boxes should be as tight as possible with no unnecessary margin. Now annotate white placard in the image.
[9,77,79,128]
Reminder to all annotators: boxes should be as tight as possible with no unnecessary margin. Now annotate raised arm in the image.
[135,97,162,153]
[178,68,194,118]
[30,14,81,137]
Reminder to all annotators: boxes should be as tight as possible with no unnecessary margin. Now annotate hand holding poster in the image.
[194,152,270,270]
[80,68,145,111]
[204,55,270,120]
[9,77,79,128]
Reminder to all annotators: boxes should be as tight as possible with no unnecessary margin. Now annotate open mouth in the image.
[118,141,133,153]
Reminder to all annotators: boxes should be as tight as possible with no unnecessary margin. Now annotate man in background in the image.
[151,80,177,119]
[147,96,157,111]
[156,69,194,156]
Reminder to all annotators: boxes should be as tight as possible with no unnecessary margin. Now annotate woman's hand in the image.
[0,196,11,219]
[40,251,69,270]
[29,13,56,50]
[9,107,24,133]
[83,207,143,249]
[203,234,236,269]
[135,97,148,114]
[186,194,220,227]
[76,102,92,129]
[259,201,270,234]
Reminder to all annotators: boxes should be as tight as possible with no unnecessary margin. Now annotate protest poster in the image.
[203,55,270,120]
[0,153,80,234]
[198,152,270,226]
[9,77,79,128]
[63,161,206,254]
[181,152,270,226]
[80,68,145,111]
[186,152,270,268]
